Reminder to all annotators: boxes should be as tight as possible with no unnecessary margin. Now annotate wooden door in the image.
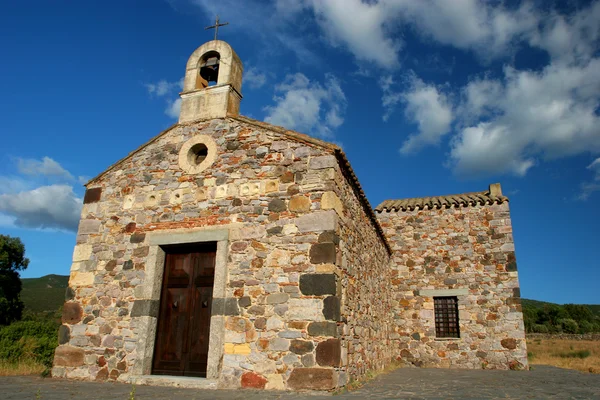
[152,244,216,377]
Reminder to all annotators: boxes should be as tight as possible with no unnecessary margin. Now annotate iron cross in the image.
[205,16,229,40]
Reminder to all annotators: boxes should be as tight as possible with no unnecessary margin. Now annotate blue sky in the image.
[0,0,598,304]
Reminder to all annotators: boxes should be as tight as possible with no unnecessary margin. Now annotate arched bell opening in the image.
[196,51,221,89]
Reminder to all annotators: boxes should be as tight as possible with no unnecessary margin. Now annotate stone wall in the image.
[53,117,391,391]
[376,202,528,370]
[329,164,393,383]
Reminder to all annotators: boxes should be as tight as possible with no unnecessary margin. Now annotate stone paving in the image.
[1,366,599,399]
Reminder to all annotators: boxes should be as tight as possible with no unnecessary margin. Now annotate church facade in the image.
[52,40,527,391]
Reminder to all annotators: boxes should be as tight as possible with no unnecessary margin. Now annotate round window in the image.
[179,135,217,174]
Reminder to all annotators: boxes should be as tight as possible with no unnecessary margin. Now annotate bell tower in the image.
[179,40,243,123]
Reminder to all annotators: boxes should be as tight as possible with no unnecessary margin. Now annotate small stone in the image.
[501,338,517,350]
[58,325,70,345]
[267,226,283,235]
[268,199,286,213]
[289,196,311,213]
[280,171,294,183]
[254,318,266,330]
[133,246,149,257]
[123,260,133,270]
[241,372,267,389]
[62,302,83,324]
[54,346,85,367]
[269,338,290,351]
[290,339,314,355]
[266,292,289,305]
[130,233,146,244]
[301,353,316,367]
[248,305,265,315]
[238,296,251,308]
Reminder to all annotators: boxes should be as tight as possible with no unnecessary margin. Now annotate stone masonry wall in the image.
[53,117,390,391]
[329,167,392,383]
[376,202,528,370]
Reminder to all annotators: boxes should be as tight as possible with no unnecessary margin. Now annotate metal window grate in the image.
[434,296,460,338]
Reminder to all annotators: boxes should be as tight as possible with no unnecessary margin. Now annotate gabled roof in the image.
[85,114,391,254]
[375,184,508,212]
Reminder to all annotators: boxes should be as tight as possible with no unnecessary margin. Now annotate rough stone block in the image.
[309,155,336,170]
[290,339,314,355]
[130,299,159,318]
[212,298,240,316]
[321,191,344,216]
[287,368,337,391]
[268,198,287,213]
[58,325,70,345]
[309,243,336,264]
[501,338,517,350]
[241,372,267,389]
[130,233,146,244]
[288,299,325,321]
[323,296,341,321]
[72,245,92,262]
[54,345,85,367]
[289,196,311,213]
[70,271,93,287]
[78,219,101,235]
[62,302,83,324]
[308,322,338,337]
[266,292,289,305]
[318,231,339,244]
[316,339,341,367]
[296,211,337,233]
[83,187,102,204]
[300,274,336,296]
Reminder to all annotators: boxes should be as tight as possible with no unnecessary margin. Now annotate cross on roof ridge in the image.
[205,15,229,41]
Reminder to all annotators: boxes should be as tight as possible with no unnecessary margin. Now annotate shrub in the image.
[558,319,579,334]
[0,320,58,368]
[555,350,591,359]
[532,324,549,333]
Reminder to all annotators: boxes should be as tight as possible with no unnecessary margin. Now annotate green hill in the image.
[20,274,69,313]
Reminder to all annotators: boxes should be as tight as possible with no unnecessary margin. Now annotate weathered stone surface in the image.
[266,293,289,305]
[287,368,336,391]
[323,296,340,321]
[309,156,336,170]
[290,340,314,355]
[130,299,159,318]
[316,338,341,367]
[501,338,518,350]
[289,196,311,213]
[78,219,101,234]
[62,302,83,324]
[309,243,336,264]
[54,346,85,367]
[296,211,337,233]
[58,325,70,345]
[130,233,146,243]
[308,322,338,337]
[241,372,267,389]
[300,274,336,296]
[268,198,286,213]
[213,298,240,316]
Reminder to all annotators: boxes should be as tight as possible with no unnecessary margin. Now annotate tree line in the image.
[523,302,600,334]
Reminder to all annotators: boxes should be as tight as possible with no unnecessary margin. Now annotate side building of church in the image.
[52,39,527,391]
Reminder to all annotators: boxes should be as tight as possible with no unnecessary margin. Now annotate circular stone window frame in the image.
[178,134,218,174]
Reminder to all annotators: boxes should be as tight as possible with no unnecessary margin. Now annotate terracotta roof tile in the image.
[375,184,508,212]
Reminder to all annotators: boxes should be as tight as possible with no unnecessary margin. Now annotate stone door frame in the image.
[131,228,229,380]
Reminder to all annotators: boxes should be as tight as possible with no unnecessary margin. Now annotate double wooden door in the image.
[152,243,216,377]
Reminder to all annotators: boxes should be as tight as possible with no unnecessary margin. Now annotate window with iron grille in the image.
[434,296,460,338]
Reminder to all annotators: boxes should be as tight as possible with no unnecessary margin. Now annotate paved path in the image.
[1,366,598,399]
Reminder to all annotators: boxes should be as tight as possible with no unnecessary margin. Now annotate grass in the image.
[527,337,600,374]
[0,359,46,376]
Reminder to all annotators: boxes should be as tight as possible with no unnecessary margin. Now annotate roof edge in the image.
[85,123,180,187]
[375,183,509,213]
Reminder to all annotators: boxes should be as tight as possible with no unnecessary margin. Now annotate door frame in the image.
[130,228,229,380]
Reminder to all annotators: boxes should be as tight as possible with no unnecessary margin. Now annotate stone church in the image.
[53,39,527,391]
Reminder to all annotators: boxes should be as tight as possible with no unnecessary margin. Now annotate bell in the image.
[200,56,220,83]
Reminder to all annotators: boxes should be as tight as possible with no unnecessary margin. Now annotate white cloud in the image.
[310,0,401,69]
[578,157,600,200]
[145,79,183,97]
[165,98,182,119]
[264,73,346,137]
[243,66,267,89]
[17,157,74,180]
[0,184,82,232]
[380,75,402,122]
[450,60,600,176]
[399,76,453,154]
